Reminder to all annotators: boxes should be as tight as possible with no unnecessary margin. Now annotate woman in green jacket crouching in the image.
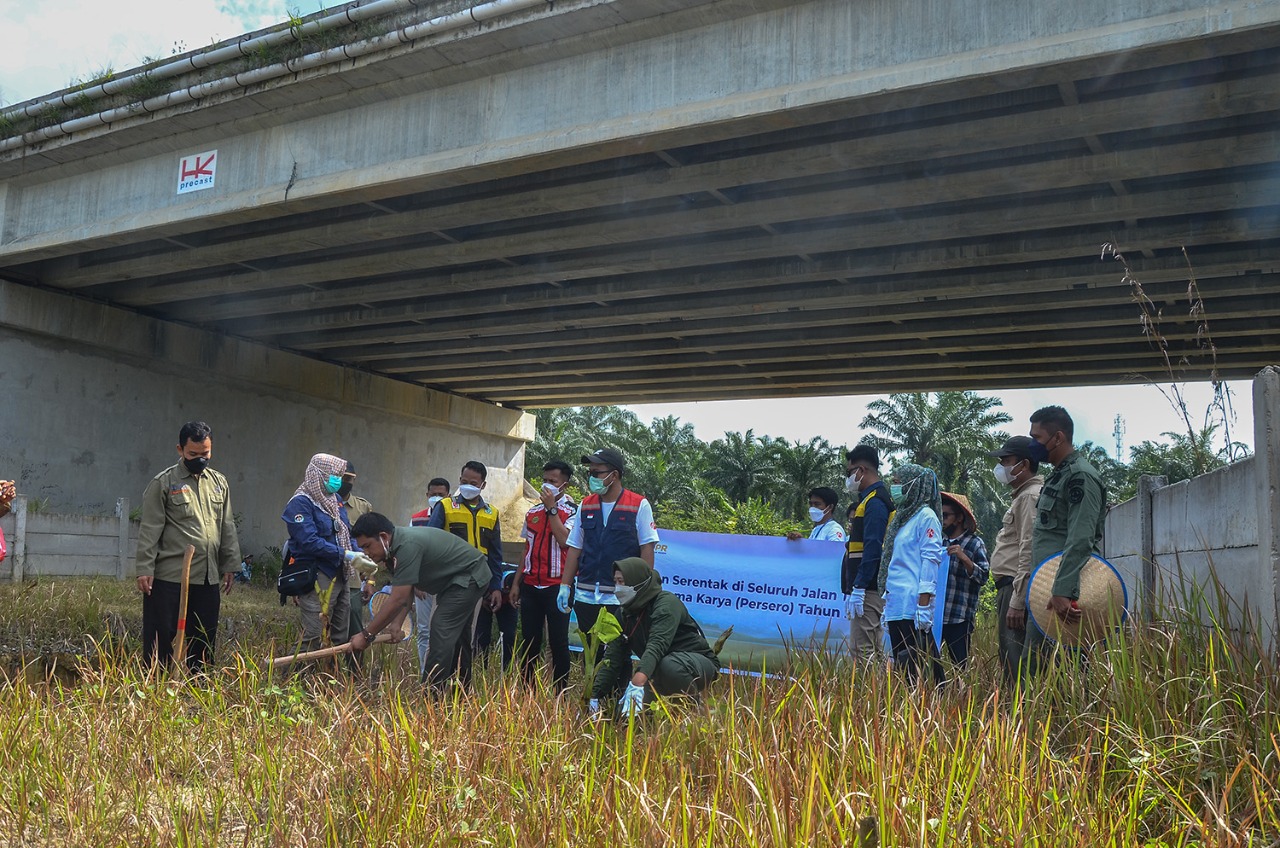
[590,556,720,716]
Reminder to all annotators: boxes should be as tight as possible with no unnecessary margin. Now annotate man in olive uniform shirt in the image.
[348,513,501,691]
[135,421,241,671]
[1024,406,1107,674]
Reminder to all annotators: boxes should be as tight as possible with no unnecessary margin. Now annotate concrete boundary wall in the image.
[1103,367,1280,642]
[0,496,139,580]
[0,281,536,559]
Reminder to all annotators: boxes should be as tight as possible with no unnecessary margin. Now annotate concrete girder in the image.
[240,239,1279,340]
[378,310,1280,379]
[79,132,1280,315]
[34,68,1280,291]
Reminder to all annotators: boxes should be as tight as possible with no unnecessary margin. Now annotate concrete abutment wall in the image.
[0,281,535,562]
[1103,367,1280,643]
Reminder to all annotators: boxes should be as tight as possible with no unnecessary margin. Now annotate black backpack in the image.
[276,542,316,605]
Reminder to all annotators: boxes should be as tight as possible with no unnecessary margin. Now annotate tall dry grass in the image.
[0,577,1275,846]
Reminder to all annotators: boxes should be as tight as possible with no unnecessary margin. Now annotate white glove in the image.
[344,550,378,574]
[618,682,645,717]
[846,588,865,619]
[914,603,933,631]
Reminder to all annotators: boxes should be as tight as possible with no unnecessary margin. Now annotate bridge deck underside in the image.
[6,36,1280,407]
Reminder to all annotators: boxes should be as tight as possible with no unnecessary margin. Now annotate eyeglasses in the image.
[587,469,615,478]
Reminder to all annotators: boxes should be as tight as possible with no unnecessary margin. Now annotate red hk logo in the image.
[181,153,214,180]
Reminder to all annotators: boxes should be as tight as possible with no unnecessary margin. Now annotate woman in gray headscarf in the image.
[877,463,946,684]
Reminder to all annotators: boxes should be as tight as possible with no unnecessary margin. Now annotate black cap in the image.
[988,435,1037,461]
[343,461,356,475]
[581,448,626,472]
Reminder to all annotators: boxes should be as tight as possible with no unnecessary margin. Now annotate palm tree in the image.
[706,429,780,504]
[774,436,842,520]
[861,392,1012,540]
[860,392,1011,480]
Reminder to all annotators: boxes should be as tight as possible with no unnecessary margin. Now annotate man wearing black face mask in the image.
[134,421,241,672]
[1026,406,1107,674]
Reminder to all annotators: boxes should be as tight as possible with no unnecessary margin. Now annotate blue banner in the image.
[652,529,849,670]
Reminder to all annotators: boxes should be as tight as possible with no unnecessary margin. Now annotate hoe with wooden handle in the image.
[270,632,398,668]
[171,544,195,672]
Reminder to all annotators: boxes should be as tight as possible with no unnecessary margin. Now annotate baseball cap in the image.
[988,435,1037,461]
[581,448,626,472]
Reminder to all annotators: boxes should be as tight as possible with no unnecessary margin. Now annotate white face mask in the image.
[457,484,482,501]
[844,472,862,494]
[542,482,561,497]
[427,495,443,510]
[993,461,1020,486]
[614,585,637,605]
[808,506,827,523]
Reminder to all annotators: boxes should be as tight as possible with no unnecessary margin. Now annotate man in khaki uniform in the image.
[986,436,1045,685]
[135,421,241,671]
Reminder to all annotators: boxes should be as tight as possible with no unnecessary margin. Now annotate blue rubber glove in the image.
[618,682,645,717]
[846,588,865,619]
[556,584,571,614]
[913,603,933,631]
[588,698,602,718]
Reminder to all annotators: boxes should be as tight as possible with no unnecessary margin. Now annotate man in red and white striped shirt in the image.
[512,460,577,692]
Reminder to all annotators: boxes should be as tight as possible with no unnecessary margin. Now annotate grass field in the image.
[0,577,1276,846]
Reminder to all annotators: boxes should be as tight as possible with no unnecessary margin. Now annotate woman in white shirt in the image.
[877,464,946,684]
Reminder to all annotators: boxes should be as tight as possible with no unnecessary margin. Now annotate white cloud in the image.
[0,0,285,107]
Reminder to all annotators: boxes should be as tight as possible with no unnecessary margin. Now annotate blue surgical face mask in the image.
[1027,436,1052,464]
[588,473,611,495]
[323,474,343,495]
[889,484,904,501]
[808,506,827,523]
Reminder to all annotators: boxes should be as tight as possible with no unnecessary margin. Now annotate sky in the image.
[0,0,292,107]
[0,2,1261,459]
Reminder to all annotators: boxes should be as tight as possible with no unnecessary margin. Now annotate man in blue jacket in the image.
[283,453,372,652]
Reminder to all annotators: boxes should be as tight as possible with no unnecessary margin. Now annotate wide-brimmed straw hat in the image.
[368,587,413,640]
[939,491,976,534]
[1027,552,1128,646]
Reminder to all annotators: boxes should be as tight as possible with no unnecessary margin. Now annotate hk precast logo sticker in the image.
[177,150,217,194]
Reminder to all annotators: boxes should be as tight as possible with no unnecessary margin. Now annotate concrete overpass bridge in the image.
[1,0,1279,546]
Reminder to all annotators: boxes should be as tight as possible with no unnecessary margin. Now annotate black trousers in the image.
[517,584,572,692]
[940,621,973,670]
[474,602,518,670]
[575,601,630,698]
[886,619,944,685]
[142,579,221,672]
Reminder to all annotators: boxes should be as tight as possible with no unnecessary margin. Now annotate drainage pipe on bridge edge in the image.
[0,0,554,155]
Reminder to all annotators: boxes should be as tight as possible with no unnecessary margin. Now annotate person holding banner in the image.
[589,557,720,716]
[878,464,946,685]
[559,448,660,691]
[938,492,989,673]
[787,487,846,542]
